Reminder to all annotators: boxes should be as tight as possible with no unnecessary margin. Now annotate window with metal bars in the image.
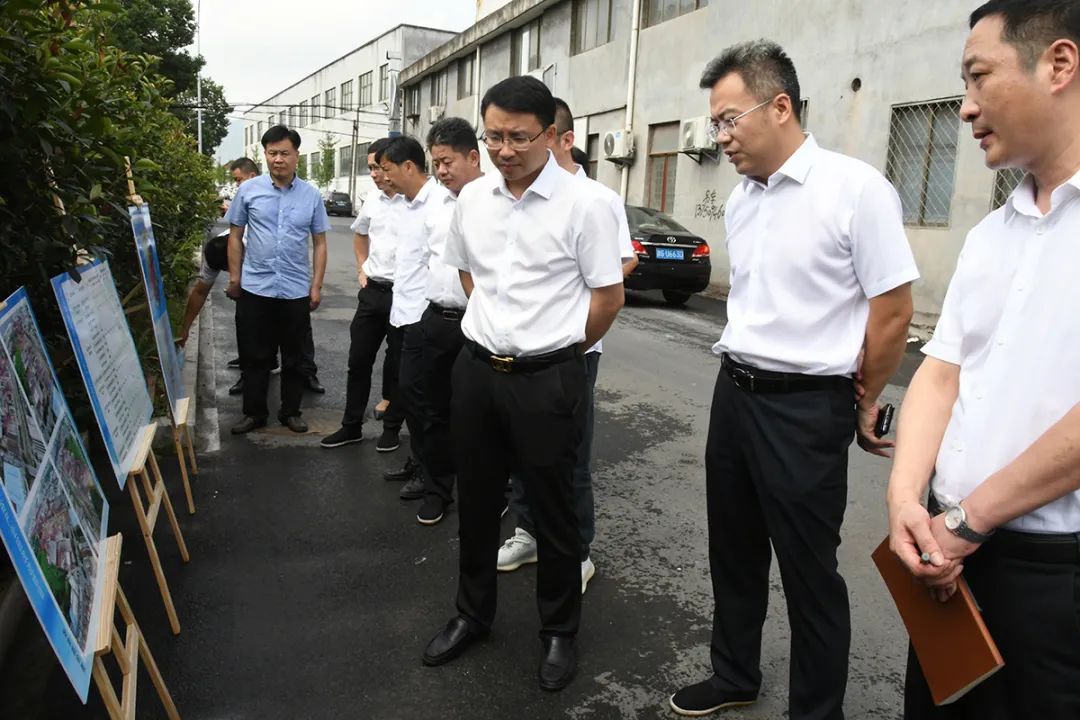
[643,0,708,28]
[339,145,352,177]
[298,101,307,128]
[990,167,1026,211]
[359,72,372,106]
[647,122,680,213]
[884,99,962,227]
[510,20,541,76]
[572,0,612,55]
[324,88,336,117]
[379,64,389,101]
[458,55,475,99]
[341,80,354,112]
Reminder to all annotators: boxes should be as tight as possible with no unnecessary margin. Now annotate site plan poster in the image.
[52,260,153,487]
[130,205,185,421]
[0,287,109,702]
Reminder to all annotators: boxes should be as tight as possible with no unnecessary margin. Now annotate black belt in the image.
[721,353,851,394]
[366,278,393,292]
[928,496,1080,564]
[465,340,578,374]
[428,302,464,321]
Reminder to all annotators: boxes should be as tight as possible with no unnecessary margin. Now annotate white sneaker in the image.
[581,557,595,595]
[496,528,538,571]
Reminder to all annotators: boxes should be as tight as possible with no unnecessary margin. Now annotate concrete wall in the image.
[241,25,456,208]
[400,0,993,322]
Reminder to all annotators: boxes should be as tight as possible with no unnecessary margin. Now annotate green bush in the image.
[0,0,218,417]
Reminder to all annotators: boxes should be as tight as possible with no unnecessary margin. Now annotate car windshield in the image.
[625,205,688,233]
[331,193,348,201]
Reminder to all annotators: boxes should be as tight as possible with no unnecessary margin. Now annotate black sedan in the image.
[624,205,711,306]
[325,191,354,216]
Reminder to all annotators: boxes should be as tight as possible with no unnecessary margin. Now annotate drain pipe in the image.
[620,0,643,200]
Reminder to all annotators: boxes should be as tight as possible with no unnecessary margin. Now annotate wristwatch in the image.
[943,503,994,543]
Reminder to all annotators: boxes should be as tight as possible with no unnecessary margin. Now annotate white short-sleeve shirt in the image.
[713,135,920,375]
[443,152,624,357]
[924,172,1080,533]
[424,192,469,310]
[390,177,450,328]
[574,166,634,355]
[352,190,401,282]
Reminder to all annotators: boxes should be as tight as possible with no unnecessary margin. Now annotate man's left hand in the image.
[856,403,894,457]
[310,287,321,311]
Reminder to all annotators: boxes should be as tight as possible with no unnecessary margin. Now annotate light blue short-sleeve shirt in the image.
[225,174,331,299]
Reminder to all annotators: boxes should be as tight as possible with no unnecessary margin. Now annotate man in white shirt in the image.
[888,3,1080,717]
[670,42,918,718]
[421,77,625,692]
[322,138,405,450]
[411,117,484,526]
[497,98,637,595]
[374,137,450,505]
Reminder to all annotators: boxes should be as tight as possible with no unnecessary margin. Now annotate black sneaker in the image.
[417,496,447,525]
[228,376,244,396]
[383,456,418,482]
[669,680,756,717]
[227,356,241,369]
[320,425,363,448]
[399,476,425,500]
[376,429,400,453]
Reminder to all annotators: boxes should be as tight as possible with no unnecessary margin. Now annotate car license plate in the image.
[656,247,684,260]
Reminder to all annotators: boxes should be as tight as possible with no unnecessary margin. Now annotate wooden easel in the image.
[126,156,198,516]
[92,534,181,720]
[127,422,190,635]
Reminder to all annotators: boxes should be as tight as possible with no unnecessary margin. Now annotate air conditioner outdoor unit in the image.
[679,117,716,153]
[429,105,445,123]
[603,128,635,164]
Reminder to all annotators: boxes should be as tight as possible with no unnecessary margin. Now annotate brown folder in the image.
[871,537,1004,705]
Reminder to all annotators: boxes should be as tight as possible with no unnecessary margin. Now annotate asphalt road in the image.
[10,214,921,719]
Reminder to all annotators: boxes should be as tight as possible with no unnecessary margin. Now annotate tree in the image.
[297,155,308,181]
[312,137,337,189]
[174,77,232,155]
[248,146,264,174]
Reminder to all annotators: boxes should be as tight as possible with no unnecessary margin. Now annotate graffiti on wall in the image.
[694,189,725,222]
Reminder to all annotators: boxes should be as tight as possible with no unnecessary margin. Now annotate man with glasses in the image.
[421,77,625,692]
[669,42,918,718]
[225,125,329,435]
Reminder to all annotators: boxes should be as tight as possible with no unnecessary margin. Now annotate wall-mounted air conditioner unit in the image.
[603,128,635,165]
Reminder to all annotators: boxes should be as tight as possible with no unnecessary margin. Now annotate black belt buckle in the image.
[490,355,513,373]
[729,363,756,392]
[441,309,462,321]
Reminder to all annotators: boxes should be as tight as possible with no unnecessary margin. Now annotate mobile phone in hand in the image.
[874,403,895,438]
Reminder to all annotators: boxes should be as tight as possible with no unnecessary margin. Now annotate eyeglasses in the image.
[706,97,775,142]
[479,128,547,151]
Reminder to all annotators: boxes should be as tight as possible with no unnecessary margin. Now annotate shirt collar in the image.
[743,133,818,190]
[1004,168,1080,220]
[270,174,296,191]
[407,176,436,207]
[493,151,561,201]
[575,165,587,179]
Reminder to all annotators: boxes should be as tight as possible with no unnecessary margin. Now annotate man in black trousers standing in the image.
[421,77,625,691]
[669,42,918,718]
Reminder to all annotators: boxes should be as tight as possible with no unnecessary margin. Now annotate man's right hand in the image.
[226,279,242,300]
[888,499,963,600]
[358,271,368,289]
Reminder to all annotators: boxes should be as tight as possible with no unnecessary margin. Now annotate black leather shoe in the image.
[227,356,241,369]
[304,375,326,394]
[231,416,266,435]
[422,617,484,666]
[538,636,577,691]
[399,475,425,500]
[383,456,418,482]
[228,376,244,395]
[280,415,308,433]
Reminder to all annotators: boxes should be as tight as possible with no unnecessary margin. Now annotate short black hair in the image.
[553,97,574,135]
[970,0,1080,71]
[204,233,228,272]
[367,137,392,159]
[480,76,556,129]
[261,124,301,149]
[699,40,802,123]
[571,146,589,168]
[427,117,479,155]
[377,136,427,172]
[229,157,259,176]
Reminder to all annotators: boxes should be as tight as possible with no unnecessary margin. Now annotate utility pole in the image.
[348,108,359,205]
[387,49,403,138]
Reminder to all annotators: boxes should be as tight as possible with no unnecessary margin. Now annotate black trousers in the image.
[342,284,403,429]
[418,306,465,503]
[233,302,316,376]
[904,531,1080,719]
[452,347,586,637]
[706,369,855,720]
[395,320,426,463]
[236,290,310,420]
[510,351,600,560]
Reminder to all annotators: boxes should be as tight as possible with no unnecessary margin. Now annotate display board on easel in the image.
[0,288,110,701]
[52,260,191,634]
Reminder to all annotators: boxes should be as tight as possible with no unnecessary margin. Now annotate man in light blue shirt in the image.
[225,125,330,434]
